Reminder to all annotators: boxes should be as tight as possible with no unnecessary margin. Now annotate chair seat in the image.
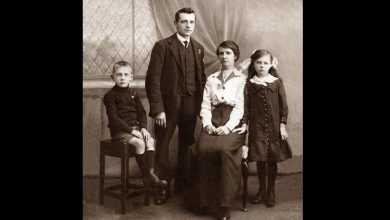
[100,139,136,157]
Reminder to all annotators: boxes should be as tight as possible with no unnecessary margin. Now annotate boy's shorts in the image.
[111,126,140,142]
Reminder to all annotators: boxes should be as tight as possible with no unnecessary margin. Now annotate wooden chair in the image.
[241,145,249,212]
[99,139,151,214]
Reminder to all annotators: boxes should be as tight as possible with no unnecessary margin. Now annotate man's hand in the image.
[155,112,166,128]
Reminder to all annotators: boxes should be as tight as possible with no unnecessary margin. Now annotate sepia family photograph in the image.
[83,0,302,219]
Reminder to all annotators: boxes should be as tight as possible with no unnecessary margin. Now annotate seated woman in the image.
[188,40,248,220]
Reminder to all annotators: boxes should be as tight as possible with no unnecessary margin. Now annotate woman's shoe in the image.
[216,207,230,220]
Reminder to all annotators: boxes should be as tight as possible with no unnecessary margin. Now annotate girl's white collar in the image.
[250,74,278,85]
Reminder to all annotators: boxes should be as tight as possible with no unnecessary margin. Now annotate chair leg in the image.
[120,145,129,215]
[99,151,105,205]
[242,159,249,212]
[144,187,150,206]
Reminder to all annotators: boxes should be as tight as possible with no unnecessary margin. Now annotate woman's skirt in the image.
[187,104,246,208]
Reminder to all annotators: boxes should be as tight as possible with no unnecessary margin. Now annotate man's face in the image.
[175,13,195,38]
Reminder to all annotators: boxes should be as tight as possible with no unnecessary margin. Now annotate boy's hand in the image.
[131,129,143,139]
[232,123,247,134]
[141,128,151,141]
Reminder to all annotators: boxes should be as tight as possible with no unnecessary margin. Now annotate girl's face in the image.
[253,54,272,76]
[112,66,133,88]
[218,47,237,70]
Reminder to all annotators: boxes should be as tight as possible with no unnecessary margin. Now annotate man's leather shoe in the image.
[154,187,170,205]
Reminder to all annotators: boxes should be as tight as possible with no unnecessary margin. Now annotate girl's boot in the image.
[251,161,267,204]
[266,161,277,207]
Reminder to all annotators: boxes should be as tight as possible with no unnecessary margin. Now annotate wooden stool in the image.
[99,139,150,214]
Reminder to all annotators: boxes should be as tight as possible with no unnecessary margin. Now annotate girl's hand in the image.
[280,124,288,140]
[232,123,247,134]
[141,128,151,141]
[216,126,230,136]
[131,129,143,139]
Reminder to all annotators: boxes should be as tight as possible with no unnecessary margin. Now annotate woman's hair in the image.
[112,60,132,73]
[216,40,240,61]
[247,49,281,81]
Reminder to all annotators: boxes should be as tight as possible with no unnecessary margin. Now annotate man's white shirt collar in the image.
[176,33,190,48]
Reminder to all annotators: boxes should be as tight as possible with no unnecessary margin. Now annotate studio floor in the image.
[83,173,302,220]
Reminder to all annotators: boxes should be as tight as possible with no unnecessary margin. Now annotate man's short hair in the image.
[175,7,195,22]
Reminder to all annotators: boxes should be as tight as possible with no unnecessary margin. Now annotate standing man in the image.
[145,7,206,205]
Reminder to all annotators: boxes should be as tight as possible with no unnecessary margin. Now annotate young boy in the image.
[103,60,167,188]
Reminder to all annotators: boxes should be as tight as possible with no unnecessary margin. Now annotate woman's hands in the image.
[204,125,230,136]
[204,124,217,135]
[216,126,230,135]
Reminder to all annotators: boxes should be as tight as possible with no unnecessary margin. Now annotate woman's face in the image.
[253,54,272,76]
[218,47,236,70]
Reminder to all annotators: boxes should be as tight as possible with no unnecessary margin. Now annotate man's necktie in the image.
[183,40,188,48]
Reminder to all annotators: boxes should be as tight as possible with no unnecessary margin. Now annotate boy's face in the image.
[175,13,195,38]
[112,66,133,88]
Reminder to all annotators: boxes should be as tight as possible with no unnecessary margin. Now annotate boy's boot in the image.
[135,153,149,186]
[145,150,168,188]
[251,161,267,204]
[266,161,277,207]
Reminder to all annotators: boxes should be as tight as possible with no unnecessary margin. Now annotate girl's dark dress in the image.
[245,77,291,162]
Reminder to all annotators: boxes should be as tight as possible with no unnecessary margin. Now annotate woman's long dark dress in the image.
[189,104,246,208]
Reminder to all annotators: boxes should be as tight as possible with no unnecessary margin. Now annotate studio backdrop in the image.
[83,0,302,177]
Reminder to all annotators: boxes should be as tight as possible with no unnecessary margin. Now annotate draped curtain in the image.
[149,0,303,173]
[151,0,249,74]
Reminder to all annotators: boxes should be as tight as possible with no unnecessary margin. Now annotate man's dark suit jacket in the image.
[145,34,206,119]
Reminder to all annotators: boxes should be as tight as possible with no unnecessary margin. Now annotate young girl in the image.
[244,49,292,207]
